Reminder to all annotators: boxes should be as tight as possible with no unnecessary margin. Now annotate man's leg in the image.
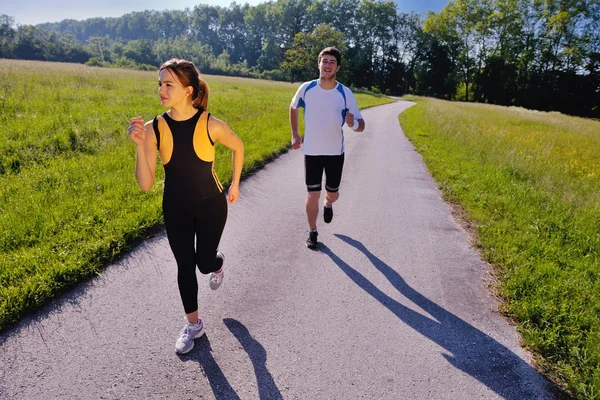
[323,154,344,223]
[305,155,324,231]
[324,191,339,207]
[304,155,323,249]
[306,191,320,230]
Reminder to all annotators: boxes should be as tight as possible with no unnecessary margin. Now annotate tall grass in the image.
[400,96,600,399]
[0,59,393,332]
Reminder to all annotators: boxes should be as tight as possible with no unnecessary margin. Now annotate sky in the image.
[2,0,449,26]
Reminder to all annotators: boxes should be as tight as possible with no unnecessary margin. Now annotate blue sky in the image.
[2,0,449,26]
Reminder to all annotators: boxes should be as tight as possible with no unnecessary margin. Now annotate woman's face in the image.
[158,68,191,108]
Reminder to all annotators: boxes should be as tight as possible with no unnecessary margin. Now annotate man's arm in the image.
[344,111,365,132]
[290,107,302,150]
[344,89,365,132]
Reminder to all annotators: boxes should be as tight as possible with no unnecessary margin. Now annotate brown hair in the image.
[318,47,342,67]
[159,58,209,111]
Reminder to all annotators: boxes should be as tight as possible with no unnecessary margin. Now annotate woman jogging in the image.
[127,58,244,354]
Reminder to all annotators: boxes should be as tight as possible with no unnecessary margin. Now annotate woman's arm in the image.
[128,117,158,192]
[209,117,244,204]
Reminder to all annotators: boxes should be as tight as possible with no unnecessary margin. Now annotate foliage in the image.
[282,23,346,82]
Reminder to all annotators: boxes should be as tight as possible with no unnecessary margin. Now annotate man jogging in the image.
[289,47,365,249]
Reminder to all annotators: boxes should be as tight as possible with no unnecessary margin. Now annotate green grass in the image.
[0,59,394,332]
[400,96,600,399]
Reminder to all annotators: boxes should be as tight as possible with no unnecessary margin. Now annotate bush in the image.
[84,57,106,67]
[113,57,156,71]
[259,69,290,82]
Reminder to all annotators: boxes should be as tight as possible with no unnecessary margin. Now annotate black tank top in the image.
[153,110,223,203]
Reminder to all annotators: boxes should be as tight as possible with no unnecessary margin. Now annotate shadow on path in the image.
[318,234,561,400]
[225,318,283,400]
[180,320,281,400]
[180,335,241,400]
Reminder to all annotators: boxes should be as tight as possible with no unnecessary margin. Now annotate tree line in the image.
[1,0,598,118]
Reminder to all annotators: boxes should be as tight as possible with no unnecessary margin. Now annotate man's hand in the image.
[345,111,355,128]
[291,132,302,150]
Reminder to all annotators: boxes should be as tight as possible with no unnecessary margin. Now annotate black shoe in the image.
[306,230,318,249]
[323,205,333,223]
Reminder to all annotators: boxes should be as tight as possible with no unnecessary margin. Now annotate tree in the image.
[59,34,90,63]
[415,33,457,99]
[422,8,461,98]
[282,23,346,82]
[244,3,272,67]
[258,39,284,71]
[87,35,111,61]
[150,10,190,40]
[190,5,225,57]
[122,38,155,65]
[213,50,232,70]
[0,14,16,58]
[391,12,423,93]
[14,25,48,60]
[153,37,214,71]
[354,0,397,88]
[219,2,249,63]
[274,0,313,50]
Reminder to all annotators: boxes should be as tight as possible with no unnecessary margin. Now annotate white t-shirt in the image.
[290,80,362,156]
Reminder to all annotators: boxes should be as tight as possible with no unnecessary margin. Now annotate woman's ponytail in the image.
[193,79,209,112]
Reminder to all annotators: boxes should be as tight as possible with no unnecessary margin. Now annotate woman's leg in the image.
[163,198,200,321]
[194,193,228,275]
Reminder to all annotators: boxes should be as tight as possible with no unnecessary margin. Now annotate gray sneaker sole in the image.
[209,272,224,290]
[175,327,205,354]
[209,252,225,290]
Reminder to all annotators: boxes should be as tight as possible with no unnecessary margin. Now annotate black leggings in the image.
[163,192,228,314]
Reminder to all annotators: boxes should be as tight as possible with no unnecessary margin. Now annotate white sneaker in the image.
[209,252,224,290]
[175,319,205,354]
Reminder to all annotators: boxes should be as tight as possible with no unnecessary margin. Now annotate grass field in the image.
[4,59,598,398]
[400,96,600,400]
[0,59,394,333]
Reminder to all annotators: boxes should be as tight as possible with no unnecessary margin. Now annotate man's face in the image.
[318,54,340,80]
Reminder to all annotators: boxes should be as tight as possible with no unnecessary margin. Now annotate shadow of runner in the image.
[317,234,561,400]
[224,318,283,400]
[179,335,241,400]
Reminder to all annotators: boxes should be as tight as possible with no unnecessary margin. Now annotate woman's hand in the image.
[227,183,240,204]
[128,116,145,146]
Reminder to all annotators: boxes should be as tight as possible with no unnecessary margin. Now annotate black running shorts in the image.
[304,154,345,192]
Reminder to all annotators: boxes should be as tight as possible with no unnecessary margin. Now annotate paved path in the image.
[0,100,558,399]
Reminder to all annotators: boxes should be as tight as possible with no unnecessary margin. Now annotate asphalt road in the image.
[0,100,559,399]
